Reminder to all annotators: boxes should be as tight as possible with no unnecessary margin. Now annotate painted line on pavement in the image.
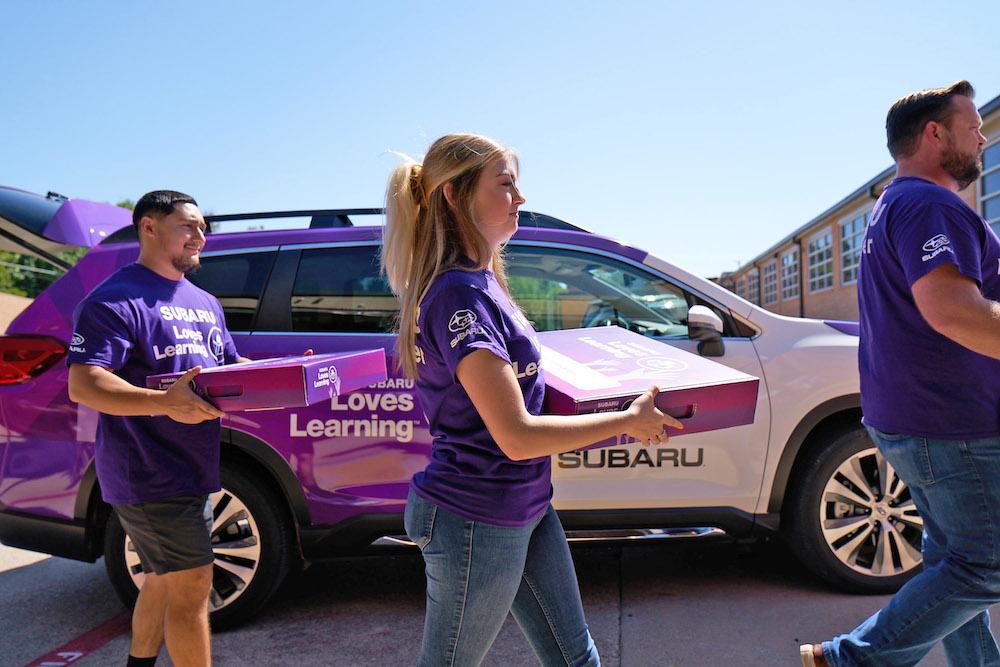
[23,612,130,666]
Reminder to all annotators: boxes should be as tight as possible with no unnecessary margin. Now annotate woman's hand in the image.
[624,386,684,446]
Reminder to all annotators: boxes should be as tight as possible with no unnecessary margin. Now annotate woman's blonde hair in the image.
[382,133,516,379]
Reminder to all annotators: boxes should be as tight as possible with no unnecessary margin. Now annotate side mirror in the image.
[688,305,725,357]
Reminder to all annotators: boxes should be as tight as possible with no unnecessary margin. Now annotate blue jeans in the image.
[825,427,1000,666]
[404,489,600,667]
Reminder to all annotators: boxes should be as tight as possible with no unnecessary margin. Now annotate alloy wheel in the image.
[819,447,923,577]
[123,488,262,611]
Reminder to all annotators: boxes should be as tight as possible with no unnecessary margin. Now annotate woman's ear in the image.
[443,182,456,209]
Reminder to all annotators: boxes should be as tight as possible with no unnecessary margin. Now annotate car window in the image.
[188,251,276,331]
[291,246,397,333]
[506,245,732,338]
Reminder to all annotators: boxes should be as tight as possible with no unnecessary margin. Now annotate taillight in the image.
[0,335,67,385]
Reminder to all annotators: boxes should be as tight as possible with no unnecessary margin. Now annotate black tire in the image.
[784,425,923,593]
[103,461,294,630]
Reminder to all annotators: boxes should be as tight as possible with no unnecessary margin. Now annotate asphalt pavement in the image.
[0,538,980,666]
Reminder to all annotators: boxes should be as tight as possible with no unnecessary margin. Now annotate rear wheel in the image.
[103,462,294,629]
[785,425,924,592]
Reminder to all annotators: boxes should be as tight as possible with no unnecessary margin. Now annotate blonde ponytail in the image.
[382,134,516,379]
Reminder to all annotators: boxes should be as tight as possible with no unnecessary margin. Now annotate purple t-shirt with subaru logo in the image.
[411,267,551,526]
[68,263,240,505]
[859,176,1000,438]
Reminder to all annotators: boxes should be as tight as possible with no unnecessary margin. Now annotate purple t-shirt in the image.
[859,177,1000,438]
[68,263,240,505]
[410,267,551,526]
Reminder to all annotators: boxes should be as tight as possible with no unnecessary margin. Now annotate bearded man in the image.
[801,81,998,667]
[68,190,246,667]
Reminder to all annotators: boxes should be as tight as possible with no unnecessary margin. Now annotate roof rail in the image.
[205,208,384,228]
[100,208,589,245]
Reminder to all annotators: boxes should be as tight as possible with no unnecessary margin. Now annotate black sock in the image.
[126,656,157,667]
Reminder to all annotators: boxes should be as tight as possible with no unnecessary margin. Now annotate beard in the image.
[171,253,201,274]
[940,143,983,191]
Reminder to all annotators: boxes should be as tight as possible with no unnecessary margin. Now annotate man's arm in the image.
[68,364,225,424]
[911,263,1000,360]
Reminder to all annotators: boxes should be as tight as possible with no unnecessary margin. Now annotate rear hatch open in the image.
[0,186,132,269]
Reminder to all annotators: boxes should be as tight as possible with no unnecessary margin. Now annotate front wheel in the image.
[784,426,924,592]
[104,462,294,629]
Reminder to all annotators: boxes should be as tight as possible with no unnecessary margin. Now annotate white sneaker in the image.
[799,644,818,666]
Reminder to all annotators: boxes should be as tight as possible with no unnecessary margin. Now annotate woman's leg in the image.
[510,506,600,667]
[405,490,535,666]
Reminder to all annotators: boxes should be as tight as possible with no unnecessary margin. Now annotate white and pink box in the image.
[146,350,387,411]
[538,327,758,439]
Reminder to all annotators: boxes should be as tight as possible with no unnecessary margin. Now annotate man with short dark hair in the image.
[68,190,244,667]
[800,81,996,666]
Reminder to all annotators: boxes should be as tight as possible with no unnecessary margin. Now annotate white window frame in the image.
[763,261,777,305]
[781,248,799,301]
[839,206,871,286]
[981,135,1000,234]
[807,228,833,293]
[747,268,760,305]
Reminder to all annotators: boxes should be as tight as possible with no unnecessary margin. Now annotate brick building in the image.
[717,92,1000,320]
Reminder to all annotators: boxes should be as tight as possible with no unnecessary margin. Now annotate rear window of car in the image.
[290,246,397,334]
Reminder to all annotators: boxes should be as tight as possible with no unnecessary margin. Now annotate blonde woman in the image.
[383,133,681,666]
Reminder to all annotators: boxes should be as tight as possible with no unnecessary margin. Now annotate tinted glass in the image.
[506,245,734,338]
[984,142,1000,172]
[985,195,1000,223]
[982,170,1000,197]
[188,251,276,330]
[291,246,397,333]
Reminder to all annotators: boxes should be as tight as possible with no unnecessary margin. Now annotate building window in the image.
[781,249,799,300]
[983,140,1000,235]
[840,210,869,285]
[747,268,760,305]
[763,262,777,305]
[807,230,833,293]
[736,276,747,299]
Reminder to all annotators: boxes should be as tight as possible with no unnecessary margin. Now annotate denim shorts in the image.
[114,495,214,575]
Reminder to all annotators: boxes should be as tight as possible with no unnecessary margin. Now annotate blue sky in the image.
[2,1,998,277]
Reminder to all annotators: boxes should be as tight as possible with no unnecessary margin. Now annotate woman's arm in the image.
[456,349,682,461]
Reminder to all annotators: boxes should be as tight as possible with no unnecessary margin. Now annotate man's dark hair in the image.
[886,80,976,160]
[132,190,198,230]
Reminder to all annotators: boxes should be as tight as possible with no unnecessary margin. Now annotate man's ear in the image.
[443,182,456,209]
[139,215,157,239]
[924,120,946,147]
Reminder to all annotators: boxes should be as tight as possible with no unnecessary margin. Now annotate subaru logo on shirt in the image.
[208,327,225,363]
[448,310,477,332]
[69,332,86,353]
[922,234,950,252]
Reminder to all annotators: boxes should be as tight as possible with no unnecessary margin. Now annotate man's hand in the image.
[152,367,225,424]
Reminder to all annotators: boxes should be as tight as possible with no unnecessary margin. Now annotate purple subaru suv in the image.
[0,185,922,628]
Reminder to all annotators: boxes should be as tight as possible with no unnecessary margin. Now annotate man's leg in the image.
[114,497,215,667]
[824,432,1000,666]
[130,572,167,659]
[162,564,213,667]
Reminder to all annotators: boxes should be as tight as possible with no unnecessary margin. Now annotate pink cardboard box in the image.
[538,327,758,440]
[146,350,387,412]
